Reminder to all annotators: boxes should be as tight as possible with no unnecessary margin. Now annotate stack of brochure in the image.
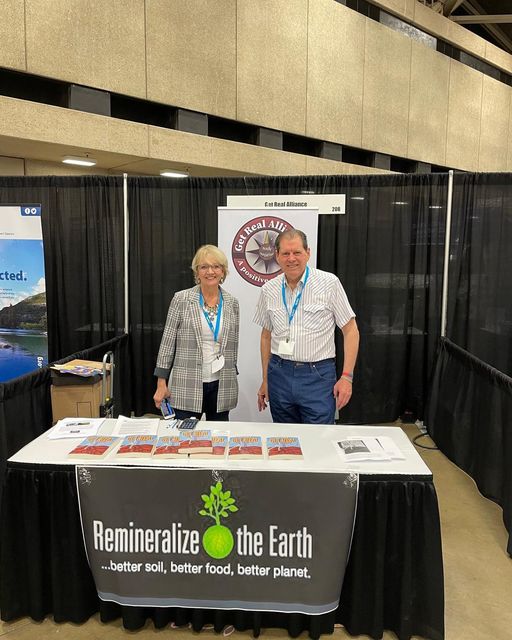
[334,436,406,462]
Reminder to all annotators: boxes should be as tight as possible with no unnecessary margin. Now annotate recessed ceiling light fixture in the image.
[160,170,189,178]
[391,201,409,206]
[62,155,97,167]
[350,196,365,201]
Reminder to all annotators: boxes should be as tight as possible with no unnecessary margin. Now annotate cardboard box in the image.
[50,359,111,422]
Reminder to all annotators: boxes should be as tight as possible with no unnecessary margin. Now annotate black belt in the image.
[270,354,335,367]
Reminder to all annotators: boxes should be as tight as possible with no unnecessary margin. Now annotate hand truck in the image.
[99,350,115,418]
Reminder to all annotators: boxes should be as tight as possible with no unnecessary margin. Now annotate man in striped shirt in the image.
[253,229,359,424]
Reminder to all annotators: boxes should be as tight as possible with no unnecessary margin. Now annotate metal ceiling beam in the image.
[459,0,512,54]
[443,0,465,17]
[451,15,512,24]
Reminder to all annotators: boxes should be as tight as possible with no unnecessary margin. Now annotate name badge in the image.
[278,340,295,356]
[211,355,225,373]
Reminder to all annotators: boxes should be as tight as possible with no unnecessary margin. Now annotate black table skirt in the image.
[0,463,444,640]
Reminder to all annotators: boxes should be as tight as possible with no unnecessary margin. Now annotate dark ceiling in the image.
[431,0,512,54]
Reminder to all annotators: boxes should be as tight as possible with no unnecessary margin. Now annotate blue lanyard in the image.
[199,290,223,342]
[281,266,309,326]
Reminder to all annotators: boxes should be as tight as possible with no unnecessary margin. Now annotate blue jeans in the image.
[267,354,336,424]
[174,380,229,422]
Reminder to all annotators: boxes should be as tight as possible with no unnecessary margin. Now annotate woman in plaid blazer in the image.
[153,245,239,420]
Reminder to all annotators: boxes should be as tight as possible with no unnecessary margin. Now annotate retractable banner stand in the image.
[0,205,47,381]
[218,208,319,422]
[77,465,358,614]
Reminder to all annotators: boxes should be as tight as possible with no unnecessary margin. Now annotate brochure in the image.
[228,435,264,459]
[334,437,391,462]
[48,417,105,439]
[266,436,303,459]
[178,430,213,455]
[68,435,118,458]
[116,434,158,457]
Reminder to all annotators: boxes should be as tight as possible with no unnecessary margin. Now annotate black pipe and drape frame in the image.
[0,171,511,636]
[425,173,512,555]
[0,173,450,464]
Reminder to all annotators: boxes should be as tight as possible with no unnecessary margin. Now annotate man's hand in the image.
[333,377,352,410]
[257,382,269,411]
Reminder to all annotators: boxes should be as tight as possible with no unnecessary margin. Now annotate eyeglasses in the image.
[198,264,223,273]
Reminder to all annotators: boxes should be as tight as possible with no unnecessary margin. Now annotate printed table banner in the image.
[77,466,358,614]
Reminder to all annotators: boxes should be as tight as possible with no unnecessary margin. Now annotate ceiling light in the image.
[429,205,443,209]
[62,156,97,167]
[391,201,408,206]
[350,196,365,201]
[160,170,189,178]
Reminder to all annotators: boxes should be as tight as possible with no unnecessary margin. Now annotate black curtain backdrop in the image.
[425,173,512,555]
[426,338,512,555]
[447,172,512,376]
[0,335,131,506]
[0,176,125,361]
[1,465,443,640]
[129,174,447,421]
[0,177,129,502]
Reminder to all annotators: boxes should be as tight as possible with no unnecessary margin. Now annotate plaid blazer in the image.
[155,285,239,413]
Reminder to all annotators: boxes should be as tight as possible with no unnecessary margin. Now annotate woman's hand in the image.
[154,378,170,409]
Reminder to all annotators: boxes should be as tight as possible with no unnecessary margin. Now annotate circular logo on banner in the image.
[231,216,293,287]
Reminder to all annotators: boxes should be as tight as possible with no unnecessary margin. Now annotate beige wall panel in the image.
[484,43,512,75]
[0,156,24,175]
[305,157,389,175]
[402,0,416,21]
[478,77,510,172]
[408,43,449,166]
[446,21,485,59]
[412,3,449,40]
[0,1,26,70]
[0,97,149,158]
[146,0,236,118]
[362,20,411,157]
[445,62,483,171]
[371,0,407,17]
[306,1,364,147]
[149,127,309,175]
[25,0,146,97]
[507,99,512,171]
[371,0,419,22]
[237,0,307,134]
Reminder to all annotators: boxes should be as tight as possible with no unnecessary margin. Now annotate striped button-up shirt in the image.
[253,267,355,362]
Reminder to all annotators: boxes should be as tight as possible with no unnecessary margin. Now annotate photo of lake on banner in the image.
[0,329,48,381]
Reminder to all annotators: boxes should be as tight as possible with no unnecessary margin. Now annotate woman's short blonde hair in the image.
[191,245,229,283]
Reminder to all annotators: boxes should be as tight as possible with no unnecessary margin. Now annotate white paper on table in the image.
[376,436,406,460]
[333,436,391,462]
[112,415,160,436]
[47,417,105,439]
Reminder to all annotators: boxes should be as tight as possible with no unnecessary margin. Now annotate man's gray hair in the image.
[275,229,308,252]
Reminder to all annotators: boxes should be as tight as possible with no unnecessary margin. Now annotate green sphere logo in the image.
[199,481,238,560]
[202,525,234,559]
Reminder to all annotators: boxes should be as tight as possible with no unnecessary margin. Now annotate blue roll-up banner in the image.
[0,205,47,381]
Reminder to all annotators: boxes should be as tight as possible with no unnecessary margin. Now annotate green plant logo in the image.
[199,481,238,559]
